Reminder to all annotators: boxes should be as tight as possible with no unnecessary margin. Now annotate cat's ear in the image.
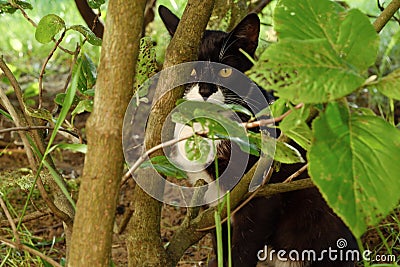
[230,13,260,56]
[158,5,180,36]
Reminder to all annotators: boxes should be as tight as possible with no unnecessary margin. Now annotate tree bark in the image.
[126,0,215,266]
[68,0,146,266]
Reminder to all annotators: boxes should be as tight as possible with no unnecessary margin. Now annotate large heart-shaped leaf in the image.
[309,102,400,237]
[249,0,379,103]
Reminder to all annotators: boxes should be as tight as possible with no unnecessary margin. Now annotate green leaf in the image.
[135,37,158,90]
[249,0,379,103]
[49,143,87,154]
[71,100,93,117]
[0,108,12,121]
[70,25,102,46]
[279,106,312,150]
[87,0,105,9]
[0,0,32,14]
[54,93,80,106]
[35,14,65,44]
[274,141,305,164]
[25,106,53,123]
[309,102,400,238]
[45,61,81,155]
[76,53,97,93]
[141,156,187,179]
[370,69,400,100]
[225,103,253,119]
[185,136,211,163]
[267,98,288,118]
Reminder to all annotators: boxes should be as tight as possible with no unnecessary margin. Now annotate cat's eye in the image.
[219,68,232,78]
[190,69,197,77]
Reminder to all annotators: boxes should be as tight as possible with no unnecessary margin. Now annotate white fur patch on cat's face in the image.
[184,83,225,103]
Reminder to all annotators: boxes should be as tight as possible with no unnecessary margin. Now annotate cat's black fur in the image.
[159,6,358,267]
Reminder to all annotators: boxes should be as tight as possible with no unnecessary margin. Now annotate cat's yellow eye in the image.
[190,69,197,77]
[219,67,232,78]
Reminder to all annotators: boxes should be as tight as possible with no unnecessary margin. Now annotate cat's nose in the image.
[199,83,217,100]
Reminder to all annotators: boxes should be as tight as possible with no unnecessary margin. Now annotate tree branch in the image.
[373,0,400,32]
[0,196,21,246]
[126,0,216,265]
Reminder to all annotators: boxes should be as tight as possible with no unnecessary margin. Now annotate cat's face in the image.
[159,6,260,104]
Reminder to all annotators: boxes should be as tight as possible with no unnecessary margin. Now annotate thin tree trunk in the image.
[126,0,215,266]
[68,0,146,266]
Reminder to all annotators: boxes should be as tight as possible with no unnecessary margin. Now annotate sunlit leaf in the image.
[70,25,102,46]
[370,69,400,100]
[35,14,65,44]
[185,136,211,163]
[49,143,87,154]
[309,102,400,237]
[249,0,379,103]
[274,141,305,164]
[87,0,105,9]
[140,156,187,179]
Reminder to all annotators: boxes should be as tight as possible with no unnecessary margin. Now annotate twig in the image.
[0,57,73,226]
[38,31,66,109]
[0,237,62,267]
[122,103,304,182]
[0,57,28,121]
[9,1,37,27]
[283,163,308,183]
[60,44,81,99]
[0,125,81,140]
[373,0,400,32]
[0,209,52,227]
[244,103,304,129]
[377,0,385,12]
[254,178,314,197]
[250,0,273,14]
[0,196,21,246]
[121,130,208,182]
[9,1,74,54]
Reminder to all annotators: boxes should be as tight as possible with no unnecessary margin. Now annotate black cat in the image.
[159,6,358,267]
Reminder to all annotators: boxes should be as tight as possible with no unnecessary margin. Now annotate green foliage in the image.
[35,14,102,46]
[132,37,158,107]
[309,102,400,237]
[185,135,211,163]
[370,69,400,100]
[249,0,380,103]
[87,0,105,9]
[0,0,32,14]
[246,0,400,242]
[35,14,65,44]
[69,25,102,46]
[274,141,304,164]
[141,156,187,179]
[55,53,97,124]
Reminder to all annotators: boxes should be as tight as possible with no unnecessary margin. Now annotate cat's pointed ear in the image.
[230,13,260,56]
[158,5,180,36]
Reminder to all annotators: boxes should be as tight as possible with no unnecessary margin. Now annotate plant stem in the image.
[373,0,400,33]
